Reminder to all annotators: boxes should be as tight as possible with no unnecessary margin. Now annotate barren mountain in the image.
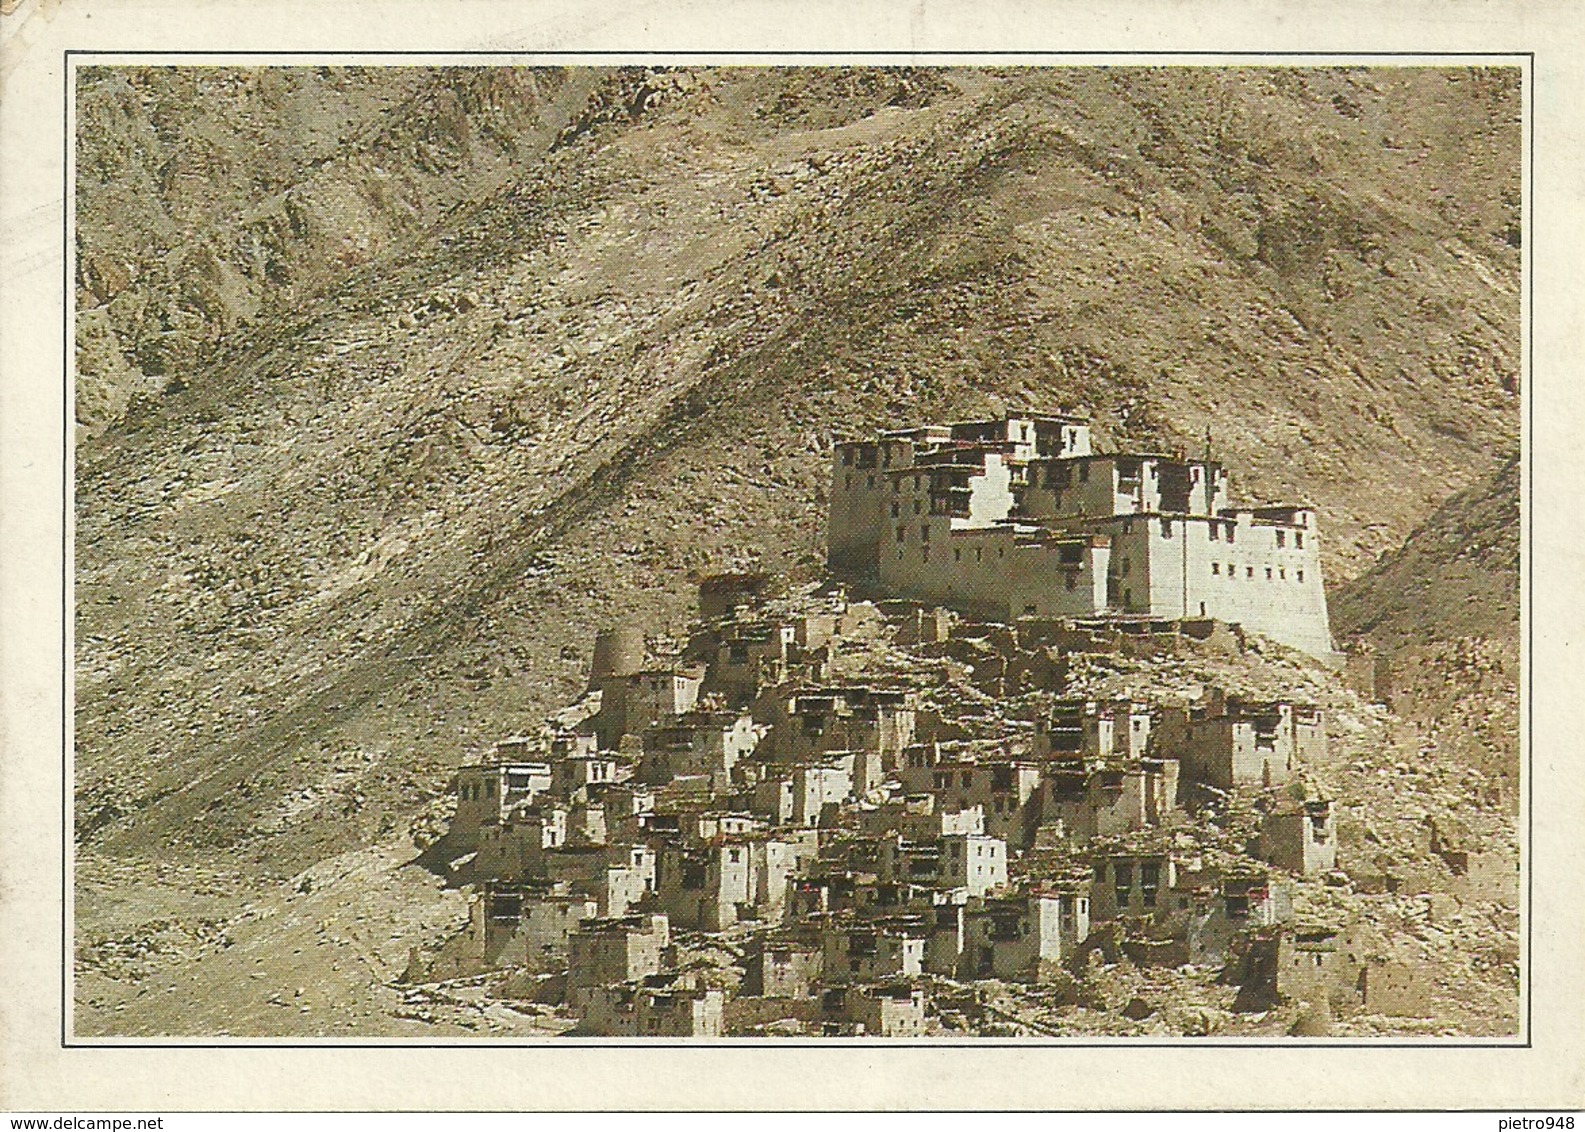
[72,66,1522,1034]
[1333,456,1521,785]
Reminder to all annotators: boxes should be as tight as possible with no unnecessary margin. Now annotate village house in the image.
[1274,921,1368,1010]
[1128,864,1292,967]
[1259,796,1339,877]
[698,571,773,621]
[566,913,672,1003]
[655,829,820,930]
[640,709,763,792]
[450,759,554,851]
[695,620,795,704]
[819,914,929,983]
[822,982,929,1037]
[828,414,1335,657]
[747,756,856,828]
[897,742,1043,846]
[1154,687,1327,790]
[1039,756,1180,844]
[551,751,628,801]
[472,801,569,878]
[1087,845,1180,921]
[593,667,706,749]
[575,975,726,1037]
[469,881,600,973]
[1034,698,1155,761]
[743,933,824,998]
[929,884,1091,982]
[872,827,1010,897]
[762,686,917,786]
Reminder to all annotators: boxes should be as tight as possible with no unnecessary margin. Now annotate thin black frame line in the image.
[63,49,1530,57]
[1523,50,1536,1052]
[60,49,1537,1054]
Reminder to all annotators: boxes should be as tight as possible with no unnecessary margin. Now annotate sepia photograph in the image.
[67,60,1527,1043]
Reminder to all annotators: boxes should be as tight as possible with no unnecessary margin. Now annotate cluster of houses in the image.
[422,579,1375,1032]
[405,414,1423,1035]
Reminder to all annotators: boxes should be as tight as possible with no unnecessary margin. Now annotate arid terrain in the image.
[72,65,1521,1037]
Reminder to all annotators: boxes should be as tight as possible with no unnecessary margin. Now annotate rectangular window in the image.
[1079,464,1089,483]
[897,527,906,543]
[1227,523,1236,543]
[1266,567,1273,580]
[1210,524,1220,541]
[891,503,900,518]
[867,475,875,489]
[1161,519,1173,538]
[920,525,930,542]
[954,548,961,562]
[844,473,852,490]
[1279,567,1286,580]
[1297,569,1304,583]
[1296,532,1304,549]
[1212,562,1220,575]
[1247,566,1254,579]
[1276,530,1286,548]
[842,450,852,466]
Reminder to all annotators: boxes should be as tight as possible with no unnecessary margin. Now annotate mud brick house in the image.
[822,983,928,1037]
[1088,844,1181,921]
[575,975,726,1037]
[897,742,1043,846]
[747,757,856,828]
[1259,797,1339,877]
[640,709,763,791]
[655,830,819,930]
[872,829,1009,897]
[1034,698,1156,761]
[829,414,1334,657]
[593,667,706,748]
[450,759,554,851]
[472,802,569,878]
[764,686,917,783]
[1154,687,1327,790]
[1040,757,1180,844]
[743,933,824,998]
[698,571,773,621]
[819,914,929,983]
[472,881,600,973]
[695,620,795,704]
[566,913,672,1000]
[931,887,1091,982]
[1275,921,1369,1009]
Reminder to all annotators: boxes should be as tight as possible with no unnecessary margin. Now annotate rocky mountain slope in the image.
[73,65,1522,996]
[1333,456,1521,786]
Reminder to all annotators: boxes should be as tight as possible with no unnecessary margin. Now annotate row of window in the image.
[1150,518,1303,549]
[1210,562,1305,583]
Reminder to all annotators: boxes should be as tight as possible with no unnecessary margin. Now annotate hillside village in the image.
[69,67,1522,1044]
[399,413,1512,1037]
